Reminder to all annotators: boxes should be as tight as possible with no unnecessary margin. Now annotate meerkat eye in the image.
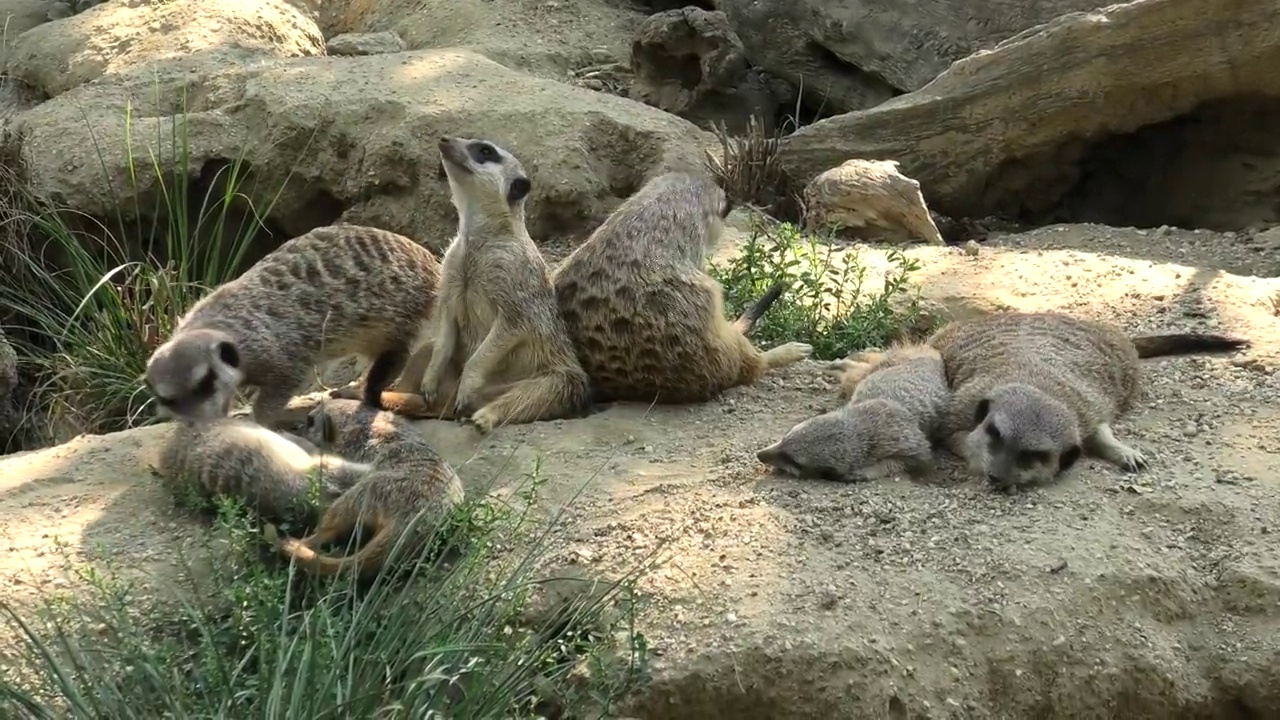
[471,142,500,164]
[193,370,218,398]
[985,423,1002,443]
[1016,450,1049,468]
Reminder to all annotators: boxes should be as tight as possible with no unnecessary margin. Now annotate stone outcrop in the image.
[775,0,1280,225]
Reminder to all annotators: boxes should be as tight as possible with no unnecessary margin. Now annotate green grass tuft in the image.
[0,465,653,719]
[710,215,926,360]
[0,91,290,444]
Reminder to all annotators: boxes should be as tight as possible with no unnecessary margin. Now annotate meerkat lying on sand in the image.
[405,136,591,434]
[267,398,465,582]
[928,311,1249,491]
[757,343,950,482]
[144,224,442,429]
[157,417,374,528]
[553,171,811,403]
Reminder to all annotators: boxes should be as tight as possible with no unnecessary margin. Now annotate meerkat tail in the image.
[473,370,593,427]
[731,281,788,335]
[278,530,394,582]
[1131,333,1249,359]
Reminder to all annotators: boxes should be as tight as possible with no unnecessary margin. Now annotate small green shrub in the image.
[710,215,925,360]
[0,465,652,719]
[0,94,292,442]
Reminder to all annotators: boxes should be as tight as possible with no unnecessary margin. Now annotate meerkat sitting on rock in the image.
[156,416,374,529]
[412,136,592,433]
[552,171,812,404]
[144,225,442,429]
[756,343,950,482]
[928,311,1249,491]
[267,398,465,582]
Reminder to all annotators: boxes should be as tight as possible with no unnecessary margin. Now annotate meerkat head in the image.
[304,398,377,453]
[144,328,243,422]
[756,402,910,483]
[964,383,1083,491]
[437,136,531,222]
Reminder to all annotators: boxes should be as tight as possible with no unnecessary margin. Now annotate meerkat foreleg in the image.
[456,320,523,413]
[392,338,433,393]
[421,313,461,402]
[1084,422,1149,472]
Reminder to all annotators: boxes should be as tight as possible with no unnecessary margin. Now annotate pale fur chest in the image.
[440,237,501,353]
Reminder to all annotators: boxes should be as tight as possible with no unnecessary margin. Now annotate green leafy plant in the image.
[0,462,654,719]
[0,91,292,445]
[710,215,925,360]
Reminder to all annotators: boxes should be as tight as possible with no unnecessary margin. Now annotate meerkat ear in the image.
[1058,444,1082,473]
[507,176,532,203]
[214,340,240,369]
[973,398,991,425]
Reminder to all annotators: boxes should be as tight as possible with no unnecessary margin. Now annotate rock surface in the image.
[325,31,406,57]
[628,7,777,133]
[776,0,1280,228]
[3,226,1279,717]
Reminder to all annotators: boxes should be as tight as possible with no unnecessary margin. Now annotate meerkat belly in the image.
[456,280,502,354]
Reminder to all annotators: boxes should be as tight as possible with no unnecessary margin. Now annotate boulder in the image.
[802,158,945,245]
[0,0,49,64]
[325,31,406,57]
[11,46,714,248]
[628,7,778,133]
[3,0,324,99]
[775,0,1280,225]
[719,0,1116,104]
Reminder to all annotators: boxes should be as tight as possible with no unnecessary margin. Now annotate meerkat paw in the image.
[763,342,814,369]
[1087,423,1149,473]
[328,385,363,402]
[464,407,498,434]
[262,523,283,549]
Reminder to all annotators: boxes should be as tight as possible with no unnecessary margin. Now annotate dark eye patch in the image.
[985,424,1002,444]
[1015,449,1050,468]
[193,370,218,398]
[468,141,501,164]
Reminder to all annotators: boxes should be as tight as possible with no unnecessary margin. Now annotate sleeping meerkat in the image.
[552,171,812,403]
[268,398,465,582]
[157,417,374,528]
[144,224,442,429]
[756,343,950,482]
[928,311,1249,491]
[415,136,592,433]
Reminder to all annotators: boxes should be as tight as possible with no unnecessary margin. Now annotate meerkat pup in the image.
[156,417,374,528]
[268,398,465,582]
[144,224,442,429]
[756,343,950,482]
[929,311,1249,491]
[552,171,812,403]
[416,136,592,433]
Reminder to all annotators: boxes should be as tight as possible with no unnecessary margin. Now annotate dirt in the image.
[2,224,1279,718]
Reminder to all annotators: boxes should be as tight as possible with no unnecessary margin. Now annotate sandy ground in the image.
[2,223,1280,718]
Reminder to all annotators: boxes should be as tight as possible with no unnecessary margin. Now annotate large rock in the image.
[775,0,1280,225]
[3,0,325,98]
[11,45,714,247]
[628,7,778,133]
[719,0,1115,103]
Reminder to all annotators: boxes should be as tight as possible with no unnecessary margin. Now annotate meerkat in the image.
[552,171,812,403]
[267,398,465,581]
[928,311,1249,491]
[144,224,442,429]
[414,136,592,433]
[156,417,375,528]
[756,343,950,482]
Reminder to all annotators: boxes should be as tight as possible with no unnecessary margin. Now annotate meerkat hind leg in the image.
[1085,422,1148,472]
[456,321,523,412]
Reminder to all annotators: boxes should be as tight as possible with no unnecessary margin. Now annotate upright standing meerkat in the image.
[415,136,592,433]
[552,171,812,403]
[157,417,374,528]
[268,398,465,582]
[756,343,950,482]
[144,224,442,429]
[928,311,1249,491]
